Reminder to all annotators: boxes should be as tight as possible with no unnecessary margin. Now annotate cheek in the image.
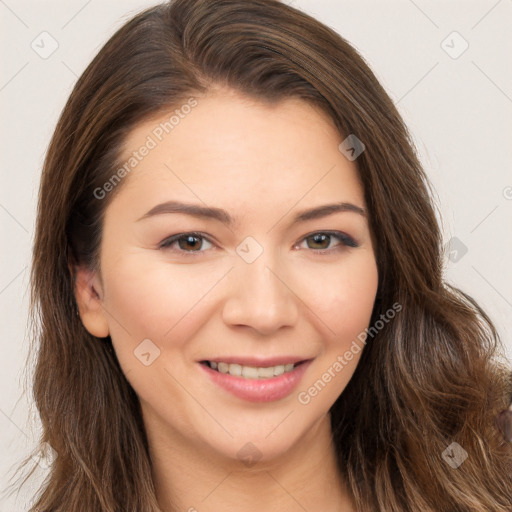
[102,246,377,373]
[295,255,378,410]
[297,252,379,344]
[101,256,226,351]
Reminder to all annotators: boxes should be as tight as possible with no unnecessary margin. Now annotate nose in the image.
[221,252,299,336]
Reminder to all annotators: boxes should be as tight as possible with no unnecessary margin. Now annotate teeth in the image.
[229,363,242,376]
[273,365,285,376]
[208,361,298,379]
[257,366,275,378]
[242,366,259,379]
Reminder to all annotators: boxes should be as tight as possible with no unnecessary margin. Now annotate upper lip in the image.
[199,356,313,367]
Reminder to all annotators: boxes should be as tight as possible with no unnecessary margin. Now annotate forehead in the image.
[121,90,340,161]
[112,90,365,221]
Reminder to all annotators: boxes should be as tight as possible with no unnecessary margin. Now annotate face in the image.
[76,88,378,464]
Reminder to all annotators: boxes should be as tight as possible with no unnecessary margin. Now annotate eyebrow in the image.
[137,200,366,227]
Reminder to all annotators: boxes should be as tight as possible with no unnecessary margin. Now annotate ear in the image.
[73,265,110,338]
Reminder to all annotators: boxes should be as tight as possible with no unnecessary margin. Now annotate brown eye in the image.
[160,232,213,253]
[178,235,203,251]
[306,233,332,250]
[298,231,358,252]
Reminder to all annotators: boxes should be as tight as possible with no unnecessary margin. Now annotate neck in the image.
[145,411,355,512]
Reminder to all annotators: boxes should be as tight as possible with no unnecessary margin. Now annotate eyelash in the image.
[158,230,358,256]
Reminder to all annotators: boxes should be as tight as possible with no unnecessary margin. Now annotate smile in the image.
[198,358,313,402]
[202,360,300,379]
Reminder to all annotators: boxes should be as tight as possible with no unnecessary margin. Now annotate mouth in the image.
[198,357,314,402]
[200,360,308,379]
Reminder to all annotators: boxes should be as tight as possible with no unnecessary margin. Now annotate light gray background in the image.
[1,0,511,509]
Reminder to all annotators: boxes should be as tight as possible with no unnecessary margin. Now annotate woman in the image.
[16,0,512,510]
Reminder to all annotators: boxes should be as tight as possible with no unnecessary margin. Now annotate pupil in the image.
[311,234,328,249]
[180,236,201,251]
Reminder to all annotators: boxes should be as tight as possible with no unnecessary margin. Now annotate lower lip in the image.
[199,361,312,403]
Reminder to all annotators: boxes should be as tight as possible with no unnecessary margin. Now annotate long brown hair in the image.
[11,0,512,510]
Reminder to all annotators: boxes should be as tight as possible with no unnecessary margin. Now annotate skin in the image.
[75,87,379,512]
